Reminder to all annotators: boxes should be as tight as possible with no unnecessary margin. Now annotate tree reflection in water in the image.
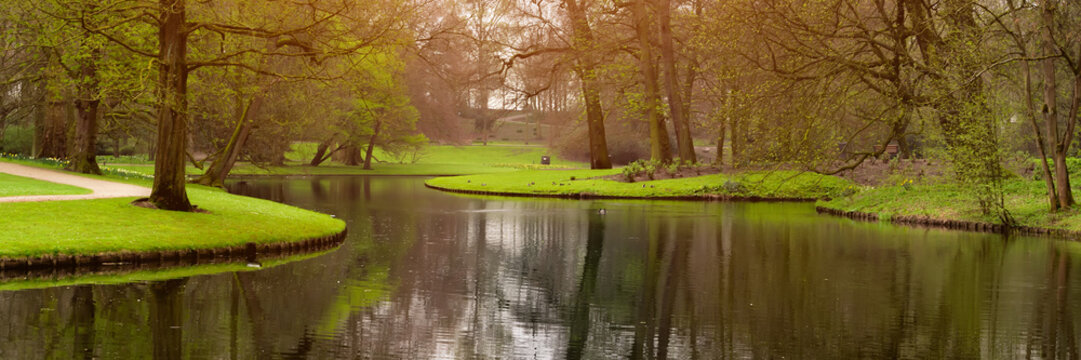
[0,176,1079,359]
[150,279,185,360]
[566,211,605,360]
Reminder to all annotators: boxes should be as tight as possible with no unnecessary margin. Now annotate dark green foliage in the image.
[722,180,746,194]
[0,126,33,155]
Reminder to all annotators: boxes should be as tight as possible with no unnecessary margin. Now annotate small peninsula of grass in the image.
[818,178,1081,232]
[425,169,852,200]
[0,173,90,197]
[0,159,345,259]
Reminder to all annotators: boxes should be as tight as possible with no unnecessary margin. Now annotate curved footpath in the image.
[0,162,149,202]
[0,162,347,272]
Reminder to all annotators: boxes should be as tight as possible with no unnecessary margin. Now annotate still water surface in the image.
[1,176,1080,359]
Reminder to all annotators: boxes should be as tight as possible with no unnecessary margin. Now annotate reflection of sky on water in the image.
[0,176,1078,359]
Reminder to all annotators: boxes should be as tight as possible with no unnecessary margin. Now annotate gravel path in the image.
[0,162,150,202]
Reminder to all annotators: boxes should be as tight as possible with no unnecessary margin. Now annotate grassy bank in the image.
[0,159,345,259]
[0,173,90,197]
[108,143,583,177]
[818,178,1081,231]
[425,169,853,199]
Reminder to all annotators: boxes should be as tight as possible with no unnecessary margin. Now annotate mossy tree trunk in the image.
[656,0,695,163]
[1040,0,1076,209]
[630,0,672,163]
[193,95,256,187]
[36,100,68,159]
[563,0,611,169]
[69,41,102,175]
[149,0,193,211]
[343,145,361,166]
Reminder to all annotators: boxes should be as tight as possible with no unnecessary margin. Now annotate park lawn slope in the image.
[426,169,852,199]
[107,144,584,177]
[0,162,345,258]
[818,178,1081,231]
[0,172,91,197]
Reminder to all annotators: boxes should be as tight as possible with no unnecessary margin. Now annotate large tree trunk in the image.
[69,43,102,175]
[36,100,68,159]
[581,73,612,169]
[631,0,672,163]
[69,98,101,174]
[563,0,611,169]
[150,0,193,211]
[343,144,361,166]
[36,57,68,159]
[656,0,695,163]
[1041,1,1075,209]
[363,120,382,170]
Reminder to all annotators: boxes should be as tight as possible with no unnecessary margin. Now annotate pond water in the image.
[1,176,1080,359]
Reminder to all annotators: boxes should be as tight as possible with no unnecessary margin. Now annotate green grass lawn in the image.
[0,173,91,197]
[425,169,852,199]
[112,143,584,177]
[96,155,155,165]
[818,177,1081,231]
[0,158,345,258]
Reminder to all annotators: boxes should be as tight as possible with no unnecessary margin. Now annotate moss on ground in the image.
[425,169,852,199]
[0,172,91,197]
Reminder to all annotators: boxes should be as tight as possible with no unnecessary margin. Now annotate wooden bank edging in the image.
[0,228,348,274]
[423,182,818,202]
[815,206,1081,239]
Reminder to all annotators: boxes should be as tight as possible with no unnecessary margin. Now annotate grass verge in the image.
[818,178,1081,231]
[0,159,345,259]
[107,144,583,177]
[425,169,852,199]
[0,172,90,197]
